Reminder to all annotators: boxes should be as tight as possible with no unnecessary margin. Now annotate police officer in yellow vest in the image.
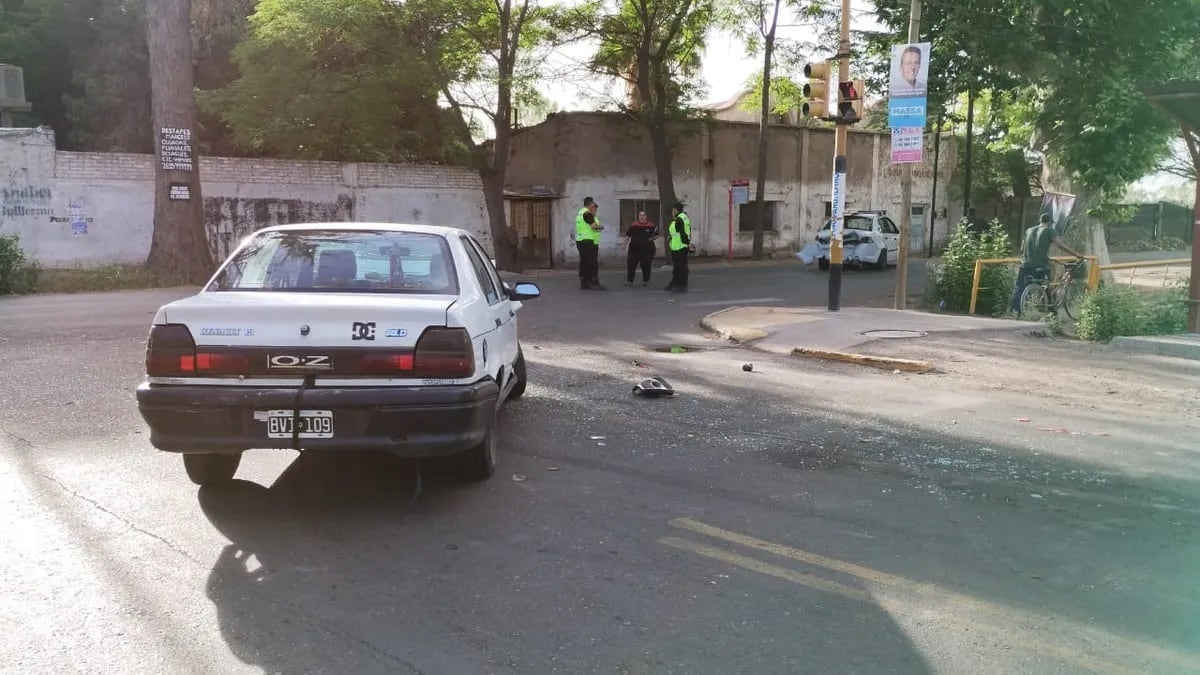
[665,201,691,293]
[576,196,606,290]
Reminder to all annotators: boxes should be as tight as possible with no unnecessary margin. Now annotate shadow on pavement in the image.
[195,435,936,673]
[190,339,1198,673]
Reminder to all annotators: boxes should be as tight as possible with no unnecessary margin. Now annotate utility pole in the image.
[894,0,922,309]
[827,0,852,311]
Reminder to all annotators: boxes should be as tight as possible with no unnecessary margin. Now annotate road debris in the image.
[742,363,754,372]
[633,377,675,397]
[512,473,527,482]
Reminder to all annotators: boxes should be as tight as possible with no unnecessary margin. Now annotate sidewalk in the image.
[701,305,1041,372]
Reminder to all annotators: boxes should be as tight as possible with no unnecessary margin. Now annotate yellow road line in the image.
[668,518,1200,674]
[660,536,872,603]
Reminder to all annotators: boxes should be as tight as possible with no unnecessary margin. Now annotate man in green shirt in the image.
[1010,213,1083,313]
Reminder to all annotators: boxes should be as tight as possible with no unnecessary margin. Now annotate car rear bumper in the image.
[136,381,499,456]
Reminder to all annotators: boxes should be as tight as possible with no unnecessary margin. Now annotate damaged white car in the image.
[798,211,900,271]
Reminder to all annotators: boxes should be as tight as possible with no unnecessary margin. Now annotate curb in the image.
[699,308,769,342]
[791,347,936,373]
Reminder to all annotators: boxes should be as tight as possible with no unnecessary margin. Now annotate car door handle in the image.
[495,318,502,327]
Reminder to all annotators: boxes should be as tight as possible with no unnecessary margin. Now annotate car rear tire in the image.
[459,408,498,481]
[818,258,830,271]
[874,250,887,271]
[508,346,528,400]
[183,453,240,486]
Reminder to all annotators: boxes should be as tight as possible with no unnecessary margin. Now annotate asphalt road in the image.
[2,260,1198,675]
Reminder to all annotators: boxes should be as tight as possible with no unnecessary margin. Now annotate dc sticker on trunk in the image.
[385,328,407,338]
[352,322,376,341]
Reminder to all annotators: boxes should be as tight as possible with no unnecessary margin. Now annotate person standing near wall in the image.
[624,210,658,286]
[576,196,605,290]
[665,201,691,293]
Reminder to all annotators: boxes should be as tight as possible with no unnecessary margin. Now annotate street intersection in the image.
[1,261,1198,674]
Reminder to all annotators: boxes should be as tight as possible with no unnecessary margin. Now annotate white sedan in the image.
[135,223,540,486]
[800,211,900,271]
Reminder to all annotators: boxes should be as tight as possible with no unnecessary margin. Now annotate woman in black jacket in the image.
[624,210,659,286]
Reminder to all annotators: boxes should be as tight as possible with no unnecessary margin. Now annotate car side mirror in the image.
[508,282,541,301]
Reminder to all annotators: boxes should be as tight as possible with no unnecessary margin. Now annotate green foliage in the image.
[933,219,1015,316]
[1075,281,1190,342]
[0,234,40,295]
[947,89,1043,207]
[203,0,461,164]
[0,0,254,153]
[738,76,805,117]
[869,0,1200,196]
[1106,237,1189,253]
[1086,203,1138,225]
[591,0,715,119]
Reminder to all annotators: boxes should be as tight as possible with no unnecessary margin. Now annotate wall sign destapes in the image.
[159,127,194,172]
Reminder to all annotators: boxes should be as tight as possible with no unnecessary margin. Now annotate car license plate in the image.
[258,410,334,439]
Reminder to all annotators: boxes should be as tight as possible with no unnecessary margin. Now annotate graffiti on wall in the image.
[0,186,53,218]
[204,195,355,260]
[48,199,94,235]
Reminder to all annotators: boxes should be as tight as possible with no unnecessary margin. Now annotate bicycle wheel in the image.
[1020,283,1048,318]
[1061,280,1086,321]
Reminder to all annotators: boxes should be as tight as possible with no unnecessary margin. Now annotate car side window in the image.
[467,236,507,301]
[880,218,899,234]
[460,236,500,304]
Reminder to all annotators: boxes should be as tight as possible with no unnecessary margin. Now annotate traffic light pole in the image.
[827,0,852,311]
[894,0,922,310]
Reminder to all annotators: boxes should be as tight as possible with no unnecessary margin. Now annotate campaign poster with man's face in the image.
[890,43,930,99]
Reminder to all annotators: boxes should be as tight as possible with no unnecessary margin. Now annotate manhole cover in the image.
[861,329,928,339]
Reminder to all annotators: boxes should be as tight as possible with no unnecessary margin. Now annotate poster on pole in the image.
[830,158,847,241]
[891,127,924,164]
[888,42,930,129]
[1040,192,1078,234]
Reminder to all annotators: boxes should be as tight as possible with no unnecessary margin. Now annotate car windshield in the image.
[821,216,874,232]
[207,230,458,294]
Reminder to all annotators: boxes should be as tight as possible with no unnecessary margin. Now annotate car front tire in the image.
[508,346,528,400]
[183,453,241,487]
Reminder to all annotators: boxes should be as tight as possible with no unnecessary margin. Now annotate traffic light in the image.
[801,62,831,119]
[836,79,865,124]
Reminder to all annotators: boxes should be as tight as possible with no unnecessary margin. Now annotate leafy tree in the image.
[64,0,153,153]
[591,0,715,214]
[0,0,97,142]
[203,0,458,164]
[418,0,588,270]
[720,0,826,258]
[869,0,1200,265]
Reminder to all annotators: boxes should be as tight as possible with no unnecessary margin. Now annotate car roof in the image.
[254,222,473,238]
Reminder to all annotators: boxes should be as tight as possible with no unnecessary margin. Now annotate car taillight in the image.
[146,324,197,376]
[413,327,474,378]
[146,324,250,377]
[361,353,415,375]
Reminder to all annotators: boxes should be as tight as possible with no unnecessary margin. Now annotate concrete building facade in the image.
[1,114,958,270]
[505,112,960,268]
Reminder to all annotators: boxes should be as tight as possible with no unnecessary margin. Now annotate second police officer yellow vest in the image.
[668,212,691,252]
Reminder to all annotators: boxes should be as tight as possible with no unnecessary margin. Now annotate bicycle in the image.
[1019,259,1088,320]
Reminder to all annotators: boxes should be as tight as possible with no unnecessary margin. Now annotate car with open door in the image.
[135,223,541,486]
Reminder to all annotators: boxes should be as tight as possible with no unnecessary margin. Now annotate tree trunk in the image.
[146,0,215,284]
[963,86,974,216]
[751,12,778,260]
[647,118,678,220]
[1184,124,1199,332]
[481,167,521,272]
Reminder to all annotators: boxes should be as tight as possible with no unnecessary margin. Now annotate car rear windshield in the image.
[207,230,459,294]
[821,216,874,232]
